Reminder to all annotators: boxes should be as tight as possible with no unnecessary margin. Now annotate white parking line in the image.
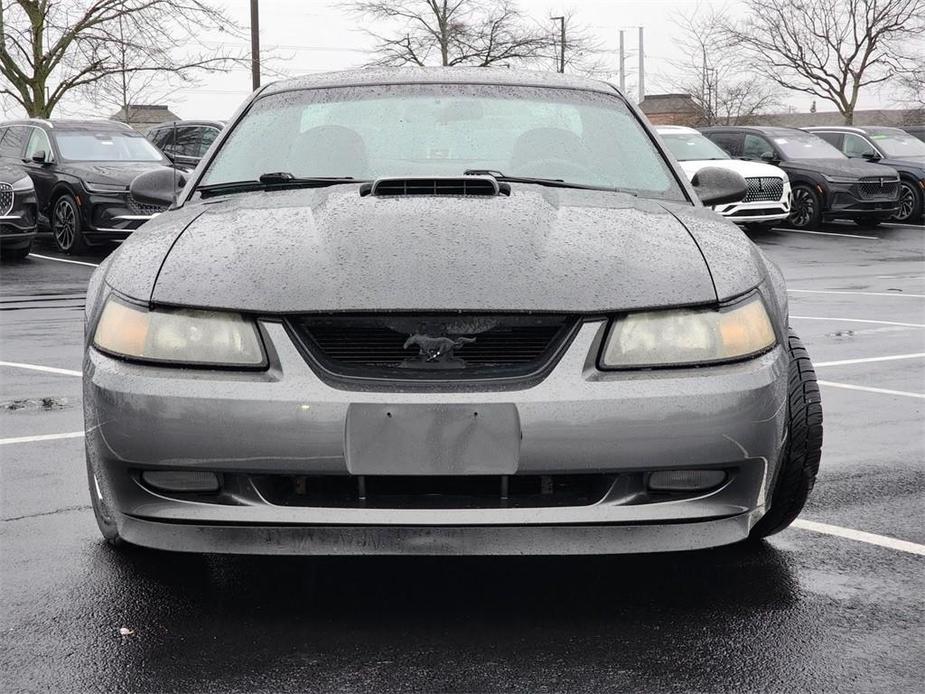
[817,380,925,399]
[771,228,878,240]
[0,431,85,446]
[0,361,81,377]
[29,253,99,268]
[790,315,925,328]
[792,519,925,556]
[789,289,925,298]
[814,353,925,367]
[887,222,925,229]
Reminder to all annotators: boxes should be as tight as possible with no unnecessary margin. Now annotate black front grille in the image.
[288,313,577,381]
[743,176,784,202]
[251,473,616,509]
[127,194,168,216]
[858,178,899,200]
[0,183,12,216]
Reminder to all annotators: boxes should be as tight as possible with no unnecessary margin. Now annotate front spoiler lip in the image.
[116,511,760,555]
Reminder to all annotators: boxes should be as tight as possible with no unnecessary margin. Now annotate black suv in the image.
[146,120,224,170]
[0,119,175,253]
[0,163,38,259]
[804,126,925,223]
[701,126,900,229]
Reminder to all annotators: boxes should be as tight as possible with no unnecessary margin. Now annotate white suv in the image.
[656,126,791,230]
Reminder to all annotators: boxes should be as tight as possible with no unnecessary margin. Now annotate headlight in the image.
[10,175,33,192]
[822,175,859,184]
[600,295,776,368]
[84,181,128,193]
[93,296,265,367]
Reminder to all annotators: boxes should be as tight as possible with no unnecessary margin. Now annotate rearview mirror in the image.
[691,166,748,207]
[129,168,187,209]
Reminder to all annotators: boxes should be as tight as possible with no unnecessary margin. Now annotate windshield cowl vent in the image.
[360,176,510,197]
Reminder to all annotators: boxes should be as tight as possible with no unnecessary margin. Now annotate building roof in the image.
[638,94,701,115]
[261,67,620,96]
[763,109,923,128]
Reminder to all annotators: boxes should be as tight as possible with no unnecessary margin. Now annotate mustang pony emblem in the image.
[402,334,476,369]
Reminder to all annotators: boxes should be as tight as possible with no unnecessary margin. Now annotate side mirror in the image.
[30,150,49,165]
[129,168,187,208]
[691,166,748,207]
[861,151,881,162]
[760,151,779,164]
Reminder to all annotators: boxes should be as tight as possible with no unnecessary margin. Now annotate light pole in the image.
[250,0,261,90]
[551,16,565,73]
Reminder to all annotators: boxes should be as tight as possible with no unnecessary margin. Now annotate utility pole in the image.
[619,30,625,92]
[551,16,565,73]
[250,0,261,90]
[638,25,645,104]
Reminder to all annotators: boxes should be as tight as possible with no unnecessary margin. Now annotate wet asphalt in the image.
[1,222,924,693]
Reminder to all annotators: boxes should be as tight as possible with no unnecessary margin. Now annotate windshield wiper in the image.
[196,173,362,198]
[462,169,637,195]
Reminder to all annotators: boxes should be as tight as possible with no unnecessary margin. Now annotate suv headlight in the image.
[600,295,776,368]
[822,175,859,184]
[10,175,34,192]
[84,181,128,193]
[93,296,266,367]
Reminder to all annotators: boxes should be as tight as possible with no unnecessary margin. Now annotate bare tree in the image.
[349,0,562,69]
[667,5,780,125]
[0,0,243,118]
[724,0,925,125]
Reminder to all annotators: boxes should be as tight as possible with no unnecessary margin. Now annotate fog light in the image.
[142,470,220,493]
[648,469,726,492]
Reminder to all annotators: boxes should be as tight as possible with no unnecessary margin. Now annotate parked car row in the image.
[657,123,924,230]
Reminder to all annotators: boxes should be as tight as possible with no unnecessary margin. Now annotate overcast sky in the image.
[41,0,921,120]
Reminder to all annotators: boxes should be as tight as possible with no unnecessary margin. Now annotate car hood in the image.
[66,161,171,187]
[782,158,898,178]
[677,159,787,181]
[109,186,764,314]
[879,156,925,173]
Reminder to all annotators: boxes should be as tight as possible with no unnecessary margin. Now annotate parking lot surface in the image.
[1,222,923,693]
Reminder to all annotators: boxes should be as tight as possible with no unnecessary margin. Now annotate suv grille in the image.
[743,176,783,202]
[127,194,167,216]
[288,313,577,382]
[858,177,899,200]
[0,183,12,216]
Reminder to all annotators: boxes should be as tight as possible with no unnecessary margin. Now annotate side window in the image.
[197,127,219,157]
[24,128,53,161]
[0,126,28,158]
[174,126,201,158]
[843,133,876,158]
[743,134,774,159]
[706,132,742,157]
[814,132,843,149]
[152,128,175,152]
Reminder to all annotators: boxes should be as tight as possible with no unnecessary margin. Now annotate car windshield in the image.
[660,132,730,161]
[771,133,843,160]
[55,131,164,162]
[201,83,685,200]
[867,129,925,157]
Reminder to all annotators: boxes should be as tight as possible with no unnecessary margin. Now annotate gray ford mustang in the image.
[83,68,823,555]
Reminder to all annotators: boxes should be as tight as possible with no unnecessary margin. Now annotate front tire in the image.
[87,458,127,548]
[52,193,87,254]
[892,180,923,223]
[788,185,822,230]
[750,329,824,539]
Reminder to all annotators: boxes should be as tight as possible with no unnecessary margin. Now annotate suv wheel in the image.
[52,193,88,254]
[788,185,822,229]
[892,180,923,223]
[750,329,824,539]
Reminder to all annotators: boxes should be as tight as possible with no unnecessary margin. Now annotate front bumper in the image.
[84,320,789,555]
[1,189,38,248]
[714,197,790,225]
[822,181,900,219]
[78,191,161,240]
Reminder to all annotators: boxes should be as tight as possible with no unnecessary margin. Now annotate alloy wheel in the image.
[893,182,916,222]
[53,198,77,251]
[789,188,815,228]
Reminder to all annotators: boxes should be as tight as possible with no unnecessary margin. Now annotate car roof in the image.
[260,67,619,96]
[1,118,135,132]
[803,125,908,136]
[655,125,699,134]
[149,120,225,129]
[700,125,805,136]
